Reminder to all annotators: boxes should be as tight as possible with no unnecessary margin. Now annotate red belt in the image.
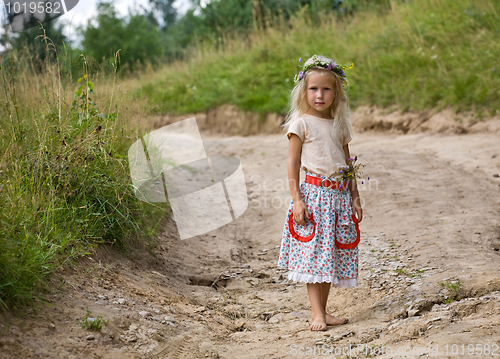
[305,174,345,190]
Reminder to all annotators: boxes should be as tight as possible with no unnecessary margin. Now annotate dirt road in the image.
[1,130,500,359]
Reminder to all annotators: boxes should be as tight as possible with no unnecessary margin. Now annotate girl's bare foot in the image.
[325,314,348,326]
[310,312,327,331]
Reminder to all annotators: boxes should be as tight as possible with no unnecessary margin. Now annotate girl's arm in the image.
[343,144,363,222]
[288,134,310,226]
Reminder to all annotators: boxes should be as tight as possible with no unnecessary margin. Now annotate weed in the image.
[394,269,422,278]
[444,297,455,304]
[439,281,462,293]
[395,269,409,276]
[78,309,109,331]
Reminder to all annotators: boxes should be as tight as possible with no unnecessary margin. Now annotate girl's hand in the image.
[293,199,310,226]
[343,144,363,222]
[288,134,309,226]
[352,197,363,223]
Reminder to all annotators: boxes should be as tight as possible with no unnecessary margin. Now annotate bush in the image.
[0,46,168,311]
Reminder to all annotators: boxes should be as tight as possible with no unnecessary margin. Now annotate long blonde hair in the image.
[283,59,352,140]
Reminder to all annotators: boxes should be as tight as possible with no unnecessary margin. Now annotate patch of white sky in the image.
[2,0,211,46]
[60,0,192,44]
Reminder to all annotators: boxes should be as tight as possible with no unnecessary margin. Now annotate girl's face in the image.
[305,71,335,119]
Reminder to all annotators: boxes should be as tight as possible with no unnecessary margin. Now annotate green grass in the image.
[133,0,500,118]
[444,297,455,304]
[439,280,463,293]
[0,42,168,311]
[394,268,425,278]
[78,309,109,331]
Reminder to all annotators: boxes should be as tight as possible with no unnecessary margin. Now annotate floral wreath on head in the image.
[293,54,353,88]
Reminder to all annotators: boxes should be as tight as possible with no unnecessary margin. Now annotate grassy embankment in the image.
[0,40,168,311]
[135,0,500,119]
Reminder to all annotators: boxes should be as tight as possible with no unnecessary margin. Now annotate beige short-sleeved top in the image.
[287,114,351,178]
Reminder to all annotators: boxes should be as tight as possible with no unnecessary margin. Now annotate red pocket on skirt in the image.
[334,214,360,249]
[288,212,316,242]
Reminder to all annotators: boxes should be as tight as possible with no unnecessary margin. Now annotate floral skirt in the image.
[277,172,359,287]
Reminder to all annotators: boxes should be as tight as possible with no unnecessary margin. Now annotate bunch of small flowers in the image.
[338,156,365,186]
[293,55,353,87]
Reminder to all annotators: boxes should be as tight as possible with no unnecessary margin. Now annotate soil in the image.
[1,110,500,359]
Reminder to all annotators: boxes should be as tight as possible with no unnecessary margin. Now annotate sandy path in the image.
[1,132,500,359]
[195,132,500,358]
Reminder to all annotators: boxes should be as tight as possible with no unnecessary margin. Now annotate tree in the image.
[146,0,177,29]
[199,0,253,35]
[170,0,254,47]
[174,0,317,44]
[0,14,68,71]
[79,2,163,71]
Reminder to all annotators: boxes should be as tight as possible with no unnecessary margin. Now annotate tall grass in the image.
[134,0,500,117]
[0,33,168,311]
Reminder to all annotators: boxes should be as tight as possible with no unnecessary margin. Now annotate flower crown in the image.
[293,55,354,88]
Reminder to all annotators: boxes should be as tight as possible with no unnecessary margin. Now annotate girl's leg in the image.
[306,283,327,331]
[320,282,331,309]
[320,282,349,325]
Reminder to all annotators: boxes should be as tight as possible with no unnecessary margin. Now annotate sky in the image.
[60,0,192,42]
[1,0,197,45]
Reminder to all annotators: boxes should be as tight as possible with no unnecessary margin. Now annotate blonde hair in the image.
[283,56,352,140]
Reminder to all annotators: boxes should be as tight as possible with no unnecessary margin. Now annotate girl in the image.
[277,55,362,331]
